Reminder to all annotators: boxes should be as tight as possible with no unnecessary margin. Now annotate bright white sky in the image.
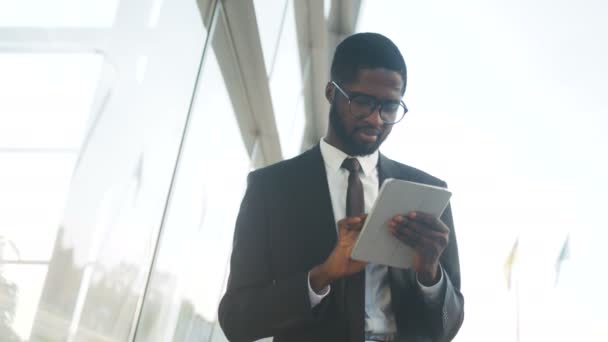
[358,0,608,341]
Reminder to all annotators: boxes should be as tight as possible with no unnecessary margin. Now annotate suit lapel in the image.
[378,152,414,185]
[298,144,338,259]
[298,145,352,330]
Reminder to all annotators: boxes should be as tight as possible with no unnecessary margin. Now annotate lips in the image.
[355,127,381,143]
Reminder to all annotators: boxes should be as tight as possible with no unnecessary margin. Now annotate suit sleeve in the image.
[218,172,315,341]
[392,180,464,341]
[423,199,465,341]
[415,180,464,341]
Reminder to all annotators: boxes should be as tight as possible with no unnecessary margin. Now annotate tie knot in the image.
[341,158,361,174]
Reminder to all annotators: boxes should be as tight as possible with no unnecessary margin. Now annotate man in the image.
[218,32,464,342]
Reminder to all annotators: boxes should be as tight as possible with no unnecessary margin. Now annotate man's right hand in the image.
[309,215,368,293]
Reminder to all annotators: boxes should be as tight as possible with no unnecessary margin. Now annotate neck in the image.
[324,128,353,156]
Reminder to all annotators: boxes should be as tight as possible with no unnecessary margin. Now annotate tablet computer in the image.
[351,178,452,269]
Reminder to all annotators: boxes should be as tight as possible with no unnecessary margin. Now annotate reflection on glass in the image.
[282,93,306,158]
[135,5,250,339]
[13,0,210,341]
[0,0,120,28]
[0,53,103,149]
[253,0,289,74]
[324,0,332,19]
[0,51,99,341]
[0,153,76,262]
[268,0,306,159]
[0,264,48,341]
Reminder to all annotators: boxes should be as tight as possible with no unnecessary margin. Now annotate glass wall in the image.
[254,0,307,159]
[0,51,102,340]
[1,1,311,341]
[134,3,250,341]
[1,0,212,340]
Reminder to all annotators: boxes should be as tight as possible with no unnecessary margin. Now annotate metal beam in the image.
[294,0,330,150]
[294,0,361,151]
[213,0,283,167]
[327,0,362,49]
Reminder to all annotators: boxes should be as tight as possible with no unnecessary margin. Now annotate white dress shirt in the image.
[307,139,444,335]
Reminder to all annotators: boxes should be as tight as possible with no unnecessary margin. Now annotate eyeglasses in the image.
[331,81,408,125]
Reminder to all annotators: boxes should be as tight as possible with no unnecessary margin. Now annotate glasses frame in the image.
[331,81,408,125]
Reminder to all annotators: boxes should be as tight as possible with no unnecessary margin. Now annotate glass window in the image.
[0,153,76,262]
[324,0,332,19]
[281,93,306,158]
[253,0,289,74]
[0,264,48,342]
[0,0,120,28]
[0,53,102,149]
[268,0,306,159]
[134,5,251,340]
[0,1,210,341]
[0,51,101,340]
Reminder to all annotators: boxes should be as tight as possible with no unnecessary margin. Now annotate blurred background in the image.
[0,0,606,341]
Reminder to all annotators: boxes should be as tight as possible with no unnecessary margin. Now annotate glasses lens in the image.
[350,95,377,117]
[380,102,407,124]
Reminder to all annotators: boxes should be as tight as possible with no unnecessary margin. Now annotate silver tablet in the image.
[351,178,452,269]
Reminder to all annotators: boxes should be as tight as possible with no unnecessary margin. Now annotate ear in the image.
[325,82,334,103]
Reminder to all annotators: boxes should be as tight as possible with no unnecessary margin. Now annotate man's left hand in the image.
[388,211,449,286]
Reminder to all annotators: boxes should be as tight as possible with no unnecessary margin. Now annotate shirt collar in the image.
[319,138,379,176]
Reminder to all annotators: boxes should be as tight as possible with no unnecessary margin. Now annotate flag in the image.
[554,234,570,286]
[503,238,519,290]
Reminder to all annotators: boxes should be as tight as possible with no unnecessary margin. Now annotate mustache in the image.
[355,127,382,136]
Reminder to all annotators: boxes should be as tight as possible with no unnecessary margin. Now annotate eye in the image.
[382,102,401,113]
[351,95,375,107]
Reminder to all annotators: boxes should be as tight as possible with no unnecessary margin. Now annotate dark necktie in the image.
[341,158,365,341]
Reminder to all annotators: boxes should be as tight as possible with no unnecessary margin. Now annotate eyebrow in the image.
[349,90,401,102]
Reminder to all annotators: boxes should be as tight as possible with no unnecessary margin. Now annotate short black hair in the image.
[330,32,407,93]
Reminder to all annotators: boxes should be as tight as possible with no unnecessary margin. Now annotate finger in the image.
[406,222,449,248]
[337,216,362,230]
[338,216,366,235]
[407,211,449,233]
[391,225,428,249]
[387,215,410,228]
[349,214,369,231]
[406,221,448,241]
[347,222,365,232]
[337,216,362,225]
[395,227,441,258]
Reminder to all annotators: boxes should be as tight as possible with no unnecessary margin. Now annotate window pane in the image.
[0,0,119,28]
[0,53,103,149]
[268,0,305,158]
[135,8,250,339]
[0,153,76,261]
[253,0,288,74]
[281,93,306,159]
[0,264,48,341]
[22,1,209,341]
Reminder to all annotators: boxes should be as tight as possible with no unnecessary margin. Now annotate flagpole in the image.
[515,276,520,342]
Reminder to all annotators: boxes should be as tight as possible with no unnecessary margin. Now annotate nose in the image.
[364,105,383,128]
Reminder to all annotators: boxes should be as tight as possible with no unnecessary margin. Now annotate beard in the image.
[329,101,387,156]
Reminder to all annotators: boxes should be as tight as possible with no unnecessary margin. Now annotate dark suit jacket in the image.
[218,144,464,342]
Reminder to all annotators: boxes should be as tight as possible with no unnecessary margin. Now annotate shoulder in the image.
[380,154,448,188]
[247,145,319,186]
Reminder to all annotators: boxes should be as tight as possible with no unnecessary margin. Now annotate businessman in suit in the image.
[218,33,464,342]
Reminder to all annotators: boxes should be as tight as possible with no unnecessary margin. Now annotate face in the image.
[326,68,404,156]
